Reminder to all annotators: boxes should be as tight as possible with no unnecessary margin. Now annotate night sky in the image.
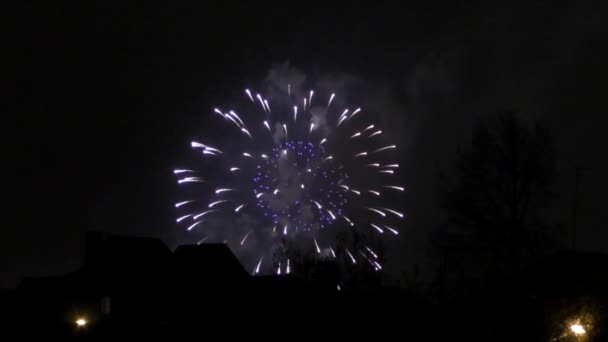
[4,2,608,289]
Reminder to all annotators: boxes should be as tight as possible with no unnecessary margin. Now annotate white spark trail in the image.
[255,192,264,198]
[312,200,323,209]
[354,151,368,158]
[208,200,228,208]
[314,238,321,254]
[283,225,288,235]
[368,130,382,138]
[241,128,253,139]
[364,124,375,131]
[379,170,394,174]
[263,121,271,131]
[365,246,378,259]
[293,106,298,122]
[240,231,251,245]
[215,188,234,194]
[264,99,270,113]
[196,237,208,245]
[173,169,193,174]
[339,109,349,119]
[225,114,241,127]
[327,210,336,220]
[383,208,405,218]
[320,138,327,145]
[176,214,192,223]
[193,210,216,220]
[343,216,354,226]
[235,204,246,212]
[178,177,204,184]
[204,146,222,154]
[310,123,315,133]
[350,132,361,138]
[328,93,335,107]
[254,258,263,274]
[245,89,254,102]
[228,111,245,126]
[187,221,204,231]
[367,163,380,167]
[175,200,195,208]
[230,167,240,172]
[384,185,405,191]
[367,208,386,217]
[368,190,381,196]
[373,145,397,153]
[256,94,265,111]
[346,249,357,264]
[191,142,223,154]
[350,108,361,118]
[384,225,400,235]
[371,223,385,233]
[309,90,314,105]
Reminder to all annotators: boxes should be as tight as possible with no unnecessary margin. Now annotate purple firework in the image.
[174,85,405,275]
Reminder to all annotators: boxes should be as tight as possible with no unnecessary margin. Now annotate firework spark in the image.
[345,248,357,264]
[384,225,400,235]
[174,86,405,276]
[328,93,335,107]
[370,223,385,233]
[173,169,194,174]
[193,210,216,220]
[383,208,405,218]
[187,221,204,231]
[175,200,195,208]
[176,214,192,223]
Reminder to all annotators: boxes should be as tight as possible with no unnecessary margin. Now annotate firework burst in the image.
[174,85,405,276]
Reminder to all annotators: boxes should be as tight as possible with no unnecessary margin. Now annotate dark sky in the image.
[3,2,608,289]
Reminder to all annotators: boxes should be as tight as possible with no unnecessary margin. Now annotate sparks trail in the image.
[174,85,406,276]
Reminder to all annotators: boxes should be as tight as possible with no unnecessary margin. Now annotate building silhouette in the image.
[2,232,607,340]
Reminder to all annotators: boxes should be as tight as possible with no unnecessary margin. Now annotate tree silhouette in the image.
[437,112,556,274]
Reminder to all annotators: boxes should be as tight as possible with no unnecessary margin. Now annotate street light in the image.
[570,324,585,336]
[75,317,87,328]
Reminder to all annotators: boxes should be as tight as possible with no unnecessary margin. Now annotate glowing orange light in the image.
[75,317,87,327]
[570,324,585,335]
